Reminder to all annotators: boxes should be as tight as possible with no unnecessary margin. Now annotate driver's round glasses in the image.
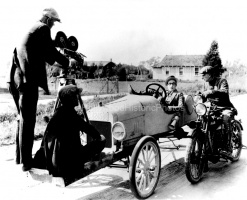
[168,82,176,85]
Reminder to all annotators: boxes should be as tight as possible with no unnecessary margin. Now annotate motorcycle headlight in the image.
[112,122,126,141]
[193,95,203,105]
[195,103,207,116]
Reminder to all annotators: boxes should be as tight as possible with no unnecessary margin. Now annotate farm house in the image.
[153,55,204,81]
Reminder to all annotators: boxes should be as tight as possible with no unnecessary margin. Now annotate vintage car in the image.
[85,83,197,198]
[29,82,196,199]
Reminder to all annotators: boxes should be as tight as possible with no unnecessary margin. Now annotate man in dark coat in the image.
[6,8,70,171]
[200,65,236,153]
[34,85,106,178]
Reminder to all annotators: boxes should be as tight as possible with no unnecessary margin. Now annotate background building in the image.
[153,55,204,81]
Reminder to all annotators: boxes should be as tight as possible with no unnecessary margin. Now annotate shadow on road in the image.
[76,153,247,200]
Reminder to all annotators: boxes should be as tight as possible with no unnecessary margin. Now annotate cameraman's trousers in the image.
[9,83,38,169]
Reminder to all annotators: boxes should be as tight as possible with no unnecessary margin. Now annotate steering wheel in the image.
[146,83,167,99]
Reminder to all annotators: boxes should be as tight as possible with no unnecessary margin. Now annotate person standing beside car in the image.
[6,8,70,171]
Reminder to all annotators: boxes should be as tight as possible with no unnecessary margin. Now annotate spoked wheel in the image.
[129,136,161,199]
[185,137,205,184]
[230,121,242,161]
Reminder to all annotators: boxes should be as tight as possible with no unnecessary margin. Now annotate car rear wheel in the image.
[129,136,161,199]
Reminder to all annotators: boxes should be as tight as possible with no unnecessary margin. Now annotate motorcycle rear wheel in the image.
[185,137,205,184]
[230,121,242,162]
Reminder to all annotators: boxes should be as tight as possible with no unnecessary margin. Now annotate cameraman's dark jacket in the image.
[7,21,69,93]
[203,78,234,108]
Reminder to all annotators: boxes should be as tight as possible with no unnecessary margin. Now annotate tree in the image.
[224,60,247,77]
[116,65,127,81]
[139,56,161,70]
[88,65,97,79]
[202,40,226,77]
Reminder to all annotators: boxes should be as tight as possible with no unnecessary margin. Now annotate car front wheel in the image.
[129,136,161,199]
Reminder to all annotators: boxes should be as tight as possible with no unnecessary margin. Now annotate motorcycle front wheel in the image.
[230,121,242,161]
[185,136,205,184]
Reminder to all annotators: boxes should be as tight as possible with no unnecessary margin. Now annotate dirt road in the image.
[0,94,246,200]
[81,94,247,200]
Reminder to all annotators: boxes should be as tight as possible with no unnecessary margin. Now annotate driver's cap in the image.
[165,75,177,85]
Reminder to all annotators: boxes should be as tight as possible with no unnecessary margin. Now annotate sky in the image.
[0,0,247,75]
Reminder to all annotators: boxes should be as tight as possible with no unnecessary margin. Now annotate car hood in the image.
[87,94,161,122]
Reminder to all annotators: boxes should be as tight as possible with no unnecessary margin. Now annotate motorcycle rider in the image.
[199,65,237,156]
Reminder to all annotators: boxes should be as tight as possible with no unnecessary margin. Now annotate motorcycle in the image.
[184,95,243,183]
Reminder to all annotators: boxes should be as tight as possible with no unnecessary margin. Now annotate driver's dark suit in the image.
[159,89,184,130]
[202,77,236,151]
[160,89,184,114]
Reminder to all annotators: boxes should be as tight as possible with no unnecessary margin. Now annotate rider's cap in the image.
[42,8,61,22]
[58,85,78,105]
[199,66,213,75]
[165,76,177,85]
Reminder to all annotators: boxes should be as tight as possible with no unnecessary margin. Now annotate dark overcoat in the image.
[7,21,69,92]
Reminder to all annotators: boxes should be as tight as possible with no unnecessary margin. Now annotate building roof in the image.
[84,61,110,67]
[155,55,204,68]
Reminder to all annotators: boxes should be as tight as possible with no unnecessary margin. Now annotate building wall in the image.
[153,66,202,81]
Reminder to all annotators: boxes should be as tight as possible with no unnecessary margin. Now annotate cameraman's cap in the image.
[165,76,177,85]
[43,8,61,22]
[199,66,213,75]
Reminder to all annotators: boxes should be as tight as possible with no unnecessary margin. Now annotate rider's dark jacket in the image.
[203,77,234,108]
[6,21,69,93]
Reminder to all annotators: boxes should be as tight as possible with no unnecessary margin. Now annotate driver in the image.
[199,65,237,155]
[33,85,106,179]
[159,76,184,130]
[129,76,184,130]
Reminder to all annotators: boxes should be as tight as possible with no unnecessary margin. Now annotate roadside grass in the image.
[0,94,126,146]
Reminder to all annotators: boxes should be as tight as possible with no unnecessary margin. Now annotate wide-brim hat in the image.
[68,36,79,51]
[54,31,68,48]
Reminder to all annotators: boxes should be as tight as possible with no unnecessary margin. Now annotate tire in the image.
[129,136,161,199]
[185,136,205,184]
[230,121,242,162]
